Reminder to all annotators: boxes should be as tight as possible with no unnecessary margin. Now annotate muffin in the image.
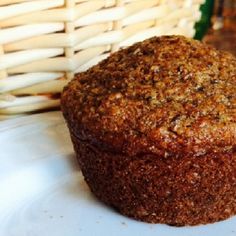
[61,36,236,226]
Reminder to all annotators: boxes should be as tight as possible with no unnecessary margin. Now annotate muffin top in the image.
[61,36,236,157]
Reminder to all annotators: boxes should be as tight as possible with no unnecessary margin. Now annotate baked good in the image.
[61,35,236,226]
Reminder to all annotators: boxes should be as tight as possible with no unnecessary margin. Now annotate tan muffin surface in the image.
[61,36,236,226]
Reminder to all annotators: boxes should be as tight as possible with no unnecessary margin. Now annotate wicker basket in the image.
[0,0,205,118]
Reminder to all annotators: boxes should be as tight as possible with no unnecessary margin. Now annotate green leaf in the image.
[194,0,215,40]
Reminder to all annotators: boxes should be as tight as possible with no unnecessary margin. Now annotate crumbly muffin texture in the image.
[62,36,236,157]
[61,36,236,226]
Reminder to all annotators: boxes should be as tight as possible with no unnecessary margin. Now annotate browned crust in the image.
[61,36,236,157]
[71,132,236,226]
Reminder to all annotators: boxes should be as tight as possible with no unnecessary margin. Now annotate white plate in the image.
[0,111,236,236]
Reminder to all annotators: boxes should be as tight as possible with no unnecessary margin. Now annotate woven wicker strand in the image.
[0,0,205,118]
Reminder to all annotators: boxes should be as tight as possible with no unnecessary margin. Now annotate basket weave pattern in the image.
[0,0,204,117]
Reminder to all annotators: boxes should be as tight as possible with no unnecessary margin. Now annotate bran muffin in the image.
[61,36,236,226]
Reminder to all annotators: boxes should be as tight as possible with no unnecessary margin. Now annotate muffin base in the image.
[71,132,236,226]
